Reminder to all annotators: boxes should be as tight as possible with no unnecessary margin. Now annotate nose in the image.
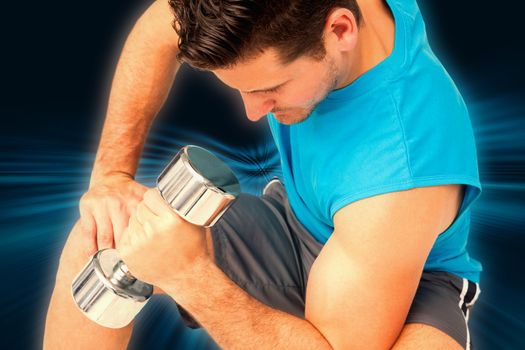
[239,93,275,122]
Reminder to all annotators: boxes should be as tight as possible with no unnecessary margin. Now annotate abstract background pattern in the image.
[1,1,523,349]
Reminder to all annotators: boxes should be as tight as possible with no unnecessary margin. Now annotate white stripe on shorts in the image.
[459,278,471,350]
[466,283,481,307]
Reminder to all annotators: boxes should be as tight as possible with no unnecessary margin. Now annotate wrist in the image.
[162,256,217,305]
[89,169,135,188]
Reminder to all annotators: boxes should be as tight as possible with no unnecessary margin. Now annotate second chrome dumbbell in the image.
[71,145,240,328]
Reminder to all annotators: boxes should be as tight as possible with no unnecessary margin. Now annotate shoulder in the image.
[390,58,479,180]
[332,184,464,243]
[314,74,479,221]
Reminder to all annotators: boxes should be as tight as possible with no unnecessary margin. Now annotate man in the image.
[44,0,482,349]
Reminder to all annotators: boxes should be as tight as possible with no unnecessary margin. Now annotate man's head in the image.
[169,0,362,124]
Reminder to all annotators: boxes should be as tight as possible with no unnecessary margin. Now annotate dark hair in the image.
[168,0,361,70]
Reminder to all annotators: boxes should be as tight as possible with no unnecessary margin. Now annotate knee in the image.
[392,323,464,350]
[53,220,96,290]
[44,219,133,350]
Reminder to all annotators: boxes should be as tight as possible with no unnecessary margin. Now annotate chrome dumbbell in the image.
[71,145,240,328]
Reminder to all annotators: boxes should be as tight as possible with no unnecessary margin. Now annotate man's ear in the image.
[323,8,359,53]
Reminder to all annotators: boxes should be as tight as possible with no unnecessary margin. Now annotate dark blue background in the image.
[1,1,523,349]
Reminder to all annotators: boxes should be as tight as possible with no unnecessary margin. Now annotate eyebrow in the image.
[242,80,290,94]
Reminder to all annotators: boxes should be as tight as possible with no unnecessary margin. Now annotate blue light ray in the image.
[1,89,524,348]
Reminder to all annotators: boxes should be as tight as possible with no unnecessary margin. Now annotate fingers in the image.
[134,182,149,197]
[78,181,155,256]
[94,210,114,250]
[80,194,114,251]
[80,194,133,251]
[127,214,142,238]
[79,209,97,256]
[135,201,159,226]
[116,226,130,250]
[123,213,150,249]
[143,188,174,218]
[111,204,131,246]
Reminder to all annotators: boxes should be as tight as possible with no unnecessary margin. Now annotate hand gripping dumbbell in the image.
[71,145,240,328]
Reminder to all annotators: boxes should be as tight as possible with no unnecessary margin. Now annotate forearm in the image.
[91,0,179,184]
[167,261,333,350]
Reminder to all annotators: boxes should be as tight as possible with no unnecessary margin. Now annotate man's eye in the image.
[262,87,280,94]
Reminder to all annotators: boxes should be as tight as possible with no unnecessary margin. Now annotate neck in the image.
[336,0,395,89]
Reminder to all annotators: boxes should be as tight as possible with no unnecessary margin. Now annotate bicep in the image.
[305,185,463,349]
[305,235,419,350]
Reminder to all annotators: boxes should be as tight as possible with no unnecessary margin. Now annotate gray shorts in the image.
[177,179,481,349]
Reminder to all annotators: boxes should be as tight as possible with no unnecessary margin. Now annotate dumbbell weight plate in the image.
[72,249,153,328]
[157,145,241,227]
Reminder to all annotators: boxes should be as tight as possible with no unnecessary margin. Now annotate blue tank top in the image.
[267,0,482,282]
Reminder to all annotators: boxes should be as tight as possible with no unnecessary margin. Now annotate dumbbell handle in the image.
[108,260,137,287]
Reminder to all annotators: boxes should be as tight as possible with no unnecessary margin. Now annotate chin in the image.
[274,111,311,125]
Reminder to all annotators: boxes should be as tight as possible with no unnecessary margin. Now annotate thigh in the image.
[211,191,307,318]
[393,323,463,350]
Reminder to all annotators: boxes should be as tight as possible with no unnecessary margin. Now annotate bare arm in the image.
[306,184,462,349]
[44,1,180,349]
[79,0,180,252]
[155,185,462,350]
[91,0,179,183]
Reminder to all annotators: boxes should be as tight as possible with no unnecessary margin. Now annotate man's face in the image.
[213,49,340,125]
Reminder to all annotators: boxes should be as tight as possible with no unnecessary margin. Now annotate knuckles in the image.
[98,233,114,246]
[142,188,159,204]
[142,220,155,237]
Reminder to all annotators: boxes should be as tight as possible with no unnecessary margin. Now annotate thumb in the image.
[136,183,149,197]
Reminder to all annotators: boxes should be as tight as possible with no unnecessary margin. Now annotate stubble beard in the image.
[273,57,339,125]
